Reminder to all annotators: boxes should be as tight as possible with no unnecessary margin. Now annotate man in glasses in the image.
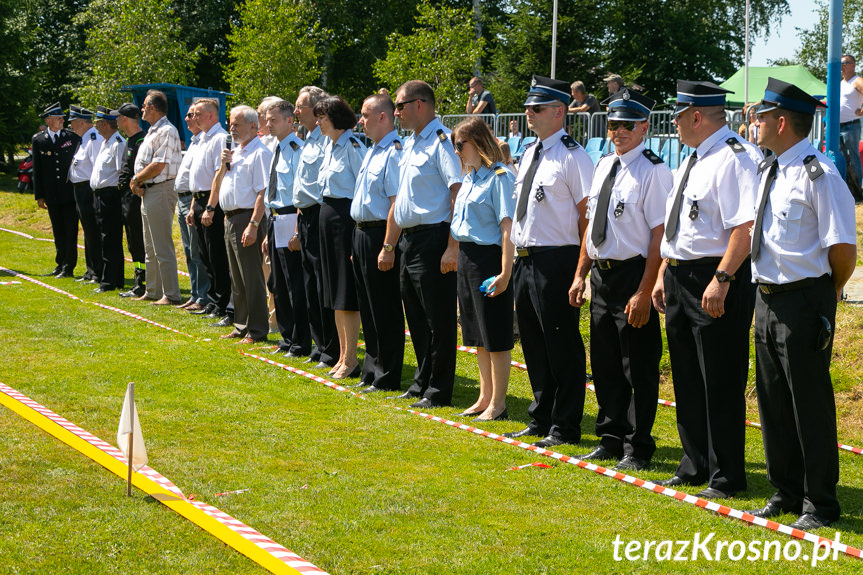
[839,54,863,195]
[503,75,593,449]
[569,88,671,471]
[391,80,462,409]
[651,81,761,499]
[745,78,856,531]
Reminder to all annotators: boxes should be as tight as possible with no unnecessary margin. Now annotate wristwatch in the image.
[714,270,735,283]
[382,243,394,253]
[250,220,259,227]
[205,205,215,213]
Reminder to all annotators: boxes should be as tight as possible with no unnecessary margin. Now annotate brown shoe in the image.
[151,296,183,306]
[185,302,205,311]
[220,332,244,339]
[175,298,195,309]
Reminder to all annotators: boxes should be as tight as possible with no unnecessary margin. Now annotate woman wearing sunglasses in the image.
[314,96,366,379]
[449,117,516,422]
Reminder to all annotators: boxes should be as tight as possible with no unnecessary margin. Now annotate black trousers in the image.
[352,225,405,390]
[513,245,585,440]
[298,204,338,365]
[267,212,311,355]
[73,181,102,279]
[400,224,457,405]
[94,188,125,289]
[663,261,754,492]
[192,198,232,315]
[121,189,145,263]
[46,201,78,274]
[754,275,840,521]
[590,258,661,460]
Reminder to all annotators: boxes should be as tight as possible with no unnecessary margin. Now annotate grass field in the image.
[1,175,862,574]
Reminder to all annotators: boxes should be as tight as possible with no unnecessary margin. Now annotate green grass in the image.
[1,183,862,574]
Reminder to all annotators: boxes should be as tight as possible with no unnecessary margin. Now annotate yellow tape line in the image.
[0,390,305,575]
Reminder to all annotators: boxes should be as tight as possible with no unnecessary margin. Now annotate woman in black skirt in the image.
[314,96,366,379]
[449,117,516,421]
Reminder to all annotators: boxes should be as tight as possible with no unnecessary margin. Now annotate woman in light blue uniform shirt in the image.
[450,117,516,422]
[315,96,366,379]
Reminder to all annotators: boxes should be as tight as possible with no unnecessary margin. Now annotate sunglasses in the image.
[395,98,425,111]
[608,120,637,132]
[454,140,470,152]
[525,104,558,114]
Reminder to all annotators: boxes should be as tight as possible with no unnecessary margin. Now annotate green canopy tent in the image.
[719,65,827,107]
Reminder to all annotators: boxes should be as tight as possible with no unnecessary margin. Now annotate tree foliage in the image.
[225,0,322,106]
[170,0,241,92]
[0,0,41,160]
[796,0,863,79]
[373,1,483,115]
[74,0,200,107]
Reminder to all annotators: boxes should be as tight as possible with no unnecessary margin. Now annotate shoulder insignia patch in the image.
[803,155,824,181]
[757,156,775,174]
[349,136,361,148]
[115,135,123,144]
[436,129,448,143]
[289,141,300,151]
[494,166,507,176]
[642,149,663,164]
[524,139,538,150]
[393,140,403,150]
[561,134,581,150]
[725,137,745,153]
[90,133,97,140]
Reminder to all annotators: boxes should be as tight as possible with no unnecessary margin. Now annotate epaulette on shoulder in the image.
[289,140,300,151]
[725,137,745,154]
[803,154,824,181]
[757,156,775,175]
[642,149,663,165]
[393,140,403,150]
[523,139,538,150]
[90,132,97,140]
[436,129,448,143]
[494,166,508,176]
[561,134,581,150]
[349,136,361,148]
[115,135,123,144]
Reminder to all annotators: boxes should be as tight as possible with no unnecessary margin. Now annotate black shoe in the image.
[55,271,75,278]
[532,435,578,449]
[745,501,791,519]
[303,357,317,364]
[266,347,288,355]
[502,426,547,439]
[45,268,62,277]
[653,476,687,488]
[614,455,650,472]
[359,385,389,394]
[409,397,442,409]
[389,391,420,400]
[454,408,485,417]
[789,513,833,531]
[577,445,621,462]
[313,362,334,370]
[695,487,736,500]
[210,316,234,328]
[119,285,146,298]
[285,351,307,358]
[192,303,217,315]
[75,275,89,282]
[472,408,508,422]
[331,364,362,380]
[94,286,115,293]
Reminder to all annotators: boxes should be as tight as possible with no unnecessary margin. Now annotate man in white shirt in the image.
[90,107,126,293]
[839,54,863,196]
[68,105,104,282]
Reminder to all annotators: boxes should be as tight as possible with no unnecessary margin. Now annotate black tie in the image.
[664,151,698,241]
[590,157,621,247]
[516,141,543,222]
[267,143,281,202]
[751,158,778,261]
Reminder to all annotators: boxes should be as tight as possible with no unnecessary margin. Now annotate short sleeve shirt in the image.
[393,118,462,228]
[751,139,857,284]
[351,130,402,222]
[218,136,272,211]
[190,123,228,193]
[294,126,327,208]
[69,126,104,183]
[175,133,200,192]
[317,130,366,200]
[134,115,182,184]
[266,134,304,210]
[450,162,516,246]
[89,132,126,190]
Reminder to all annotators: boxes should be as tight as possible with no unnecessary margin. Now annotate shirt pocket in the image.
[408,150,434,174]
[771,201,804,244]
[611,185,639,224]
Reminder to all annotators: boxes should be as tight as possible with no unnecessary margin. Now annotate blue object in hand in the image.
[479,276,496,295]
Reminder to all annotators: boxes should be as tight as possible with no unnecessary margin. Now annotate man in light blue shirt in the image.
[263,99,311,358]
[350,93,405,393]
[392,80,462,408]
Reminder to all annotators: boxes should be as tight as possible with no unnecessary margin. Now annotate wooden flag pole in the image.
[126,382,134,497]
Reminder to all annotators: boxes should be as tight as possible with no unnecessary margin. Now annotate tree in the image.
[30,0,90,107]
[373,1,483,115]
[73,0,200,107]
[170,0,241,92]
[0,0,41,163]
[796,0,863,79]
[224,0,322,106]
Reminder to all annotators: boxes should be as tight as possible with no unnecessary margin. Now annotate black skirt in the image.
[319,197,359,311]
[457,241,514,352]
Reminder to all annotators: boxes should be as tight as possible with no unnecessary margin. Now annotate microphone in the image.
[224,134,232,171]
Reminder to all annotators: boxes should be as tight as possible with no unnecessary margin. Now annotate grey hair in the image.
[298,86,328,107]
[258,96,283,113]
[231,105,259,128]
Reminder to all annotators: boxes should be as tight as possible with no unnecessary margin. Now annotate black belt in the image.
[757,275,825,295]
[667,256,722,267]
[93,186,120,195]
[356,220,387,230]
[143,178,174,189]
[193,191,210,201]
[224,208,253,218]
[840,120,860,126]
[270,206,296,216]
[177,190,192,196]
[594,255,644,270]
[402,222,449,235]
[515,245,563,258]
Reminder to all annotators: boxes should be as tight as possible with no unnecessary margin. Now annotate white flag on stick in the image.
[117,382,148,472]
